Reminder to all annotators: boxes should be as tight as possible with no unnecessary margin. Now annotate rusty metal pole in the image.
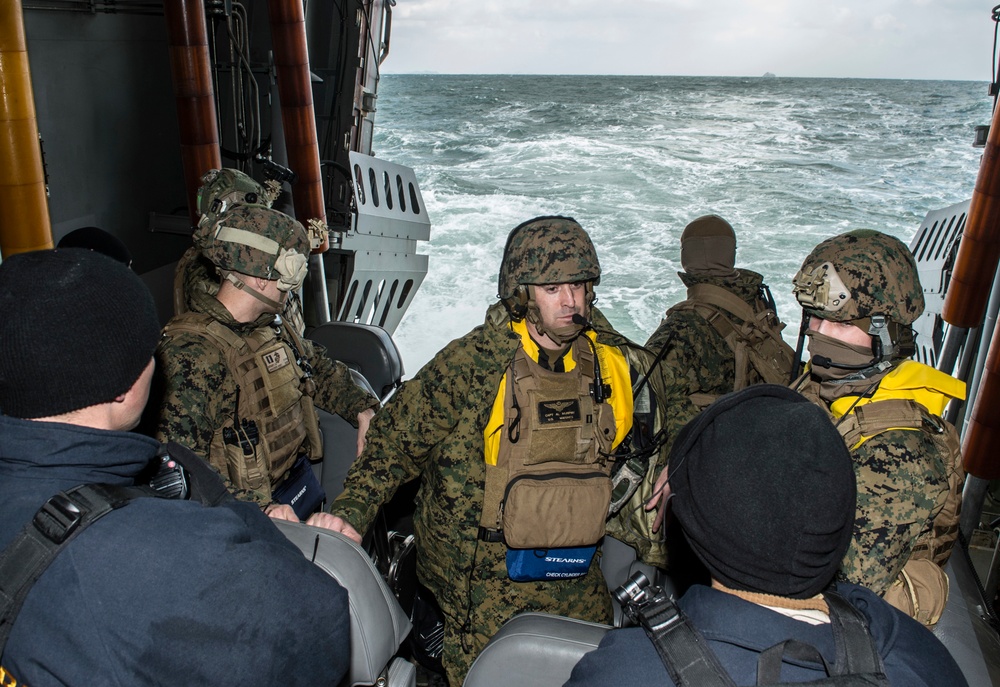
[163,0,222,227]
[267,0,331,323]
[266,0,328,246]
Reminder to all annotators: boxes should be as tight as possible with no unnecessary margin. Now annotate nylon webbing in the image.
[638,595,736,687]
[0,483,155,653]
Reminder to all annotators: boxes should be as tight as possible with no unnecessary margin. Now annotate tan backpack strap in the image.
[686,283,761,324]
[836,398,923,449]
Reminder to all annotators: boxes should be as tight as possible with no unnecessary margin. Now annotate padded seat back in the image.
[274,520,414,686]
[307,321,404,501]
[307,321,404,399]
[463,612,609,687]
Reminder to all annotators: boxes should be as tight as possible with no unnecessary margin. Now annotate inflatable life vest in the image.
[479,324,631,549]
[668,283,795,409]
[162,313,323,499]
[828,361,966,626]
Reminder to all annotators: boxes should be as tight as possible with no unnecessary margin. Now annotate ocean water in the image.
[372,75,989,375]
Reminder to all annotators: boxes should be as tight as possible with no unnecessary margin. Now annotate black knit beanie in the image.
[668,384,856,599]
[0,248,161,419]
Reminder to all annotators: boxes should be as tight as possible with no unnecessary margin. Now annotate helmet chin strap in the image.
[223,271,283,311]
[808,331,892,384]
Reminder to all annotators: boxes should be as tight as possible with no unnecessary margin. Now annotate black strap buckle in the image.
[477,526,504,543]
[32,493,83,544]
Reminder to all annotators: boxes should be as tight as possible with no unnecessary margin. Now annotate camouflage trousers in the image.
[437,540,612,686]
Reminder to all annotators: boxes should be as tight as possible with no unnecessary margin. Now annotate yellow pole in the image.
[0,0,52,259]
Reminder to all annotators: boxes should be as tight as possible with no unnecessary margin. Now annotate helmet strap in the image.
[806,329,892,383]
[867,314,895,363]
[223,271,283,311]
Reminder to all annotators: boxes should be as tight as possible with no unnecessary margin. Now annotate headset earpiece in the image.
[504,284,529,320]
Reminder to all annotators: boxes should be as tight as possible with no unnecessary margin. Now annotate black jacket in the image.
[0,414,350,686]
[564,583,967,686]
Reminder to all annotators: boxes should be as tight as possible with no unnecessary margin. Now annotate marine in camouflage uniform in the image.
[153,204,378,508]
[327,217,664,685]
[173,167,308,335]
[645,215,795,456]
[791,229,965,623]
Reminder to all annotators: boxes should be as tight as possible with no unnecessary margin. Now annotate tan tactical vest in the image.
[669,283,795,409]
[836,398,963,626]
[163,313,323,499]
[480,338,617,549]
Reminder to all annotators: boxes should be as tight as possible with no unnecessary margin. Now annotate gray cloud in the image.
[383,0,988,80]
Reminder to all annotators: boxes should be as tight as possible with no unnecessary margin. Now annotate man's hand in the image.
[356,407,376,457]
[306,512,363,545]
[265,503,300,523]
[644,465,671,533]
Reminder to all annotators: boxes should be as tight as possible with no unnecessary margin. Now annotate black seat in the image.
[307,321,404,399]
[306,321,404,501]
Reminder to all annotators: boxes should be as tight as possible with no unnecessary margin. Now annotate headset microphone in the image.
[570,314,611,403]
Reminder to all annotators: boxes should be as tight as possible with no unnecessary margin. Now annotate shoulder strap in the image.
[636,594,737,687]
[836,399,924,449]
[755,591,888,686]
[686,283,762,324]
[681,284,793,390]
[0,483,156,653]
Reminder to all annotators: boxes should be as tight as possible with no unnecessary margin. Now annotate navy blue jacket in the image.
[564,583,967,686]
[0,415,350,686]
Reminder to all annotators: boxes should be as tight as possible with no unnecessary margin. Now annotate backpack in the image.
[667,283,795,409]
[836,398,963,627]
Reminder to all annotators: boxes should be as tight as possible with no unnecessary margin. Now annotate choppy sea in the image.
[372,74,989,375]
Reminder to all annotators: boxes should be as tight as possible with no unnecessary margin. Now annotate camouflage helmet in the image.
[792,229,924,326]
[196,168,275,236]
[201,204,310,291]
[498,216,601,305]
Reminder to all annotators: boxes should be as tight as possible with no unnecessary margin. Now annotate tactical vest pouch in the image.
[211,418,269,494]
[258,340,304,417]
[882,557,949,628]
[522,385,596,465]
[505,544,597,581]
[272,453,326,519]
[501,471,611,549]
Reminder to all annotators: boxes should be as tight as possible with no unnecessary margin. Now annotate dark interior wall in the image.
[23,9,192,275]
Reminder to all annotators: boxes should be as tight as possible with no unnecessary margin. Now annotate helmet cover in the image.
[498,216,601,300]
[792,229,924,325]
[196,168,277,236]
[202,204,309,291]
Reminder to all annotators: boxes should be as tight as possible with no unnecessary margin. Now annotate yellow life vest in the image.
[483,319,633,465]
[829,360,966,447]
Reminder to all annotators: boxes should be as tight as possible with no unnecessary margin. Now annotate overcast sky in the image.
[381,0,993,81]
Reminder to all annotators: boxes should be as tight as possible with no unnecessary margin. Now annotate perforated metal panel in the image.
[333,153,432,334]
[909,199,969,368]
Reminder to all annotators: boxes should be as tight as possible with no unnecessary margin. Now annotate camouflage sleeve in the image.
[304,338,379,425]
[330,335,493,536]
[644,316,717,454]
[839,428,950,595]
[154,333,233,457]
